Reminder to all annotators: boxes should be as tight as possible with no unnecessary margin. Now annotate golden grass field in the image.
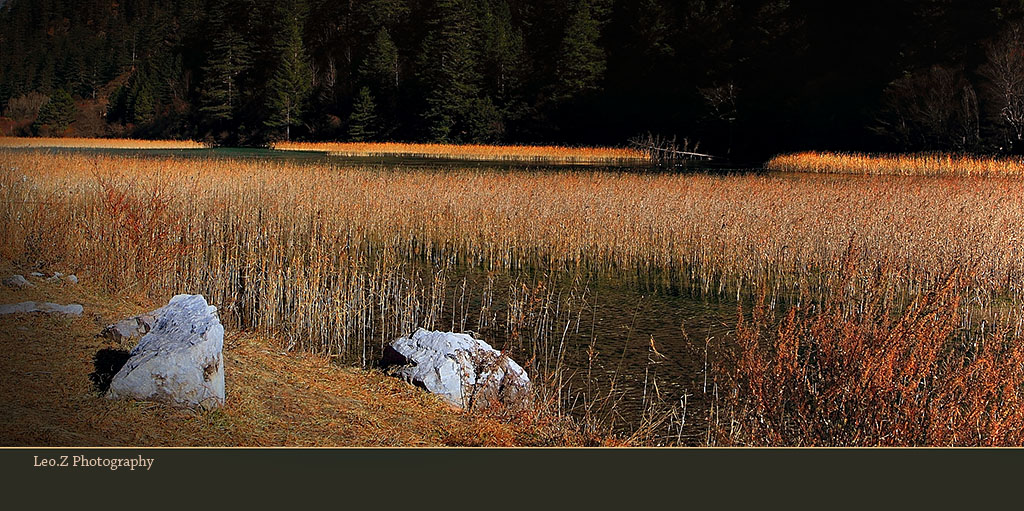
[273,140,647,163]
[767,151,1024,176]
[0,272,593,446]
[0,136,204,150]
[4,147,1024,445]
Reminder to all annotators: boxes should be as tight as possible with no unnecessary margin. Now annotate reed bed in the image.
[4,149,1024,444]
[709,255,1024,446]
[767,151,1024,176]
[273,141,647,164]
[0,137,205,150]
[4,152,1024,309]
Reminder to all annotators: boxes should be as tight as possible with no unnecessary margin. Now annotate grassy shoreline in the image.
[0,136,204,150]
[0,269,597,446]
[767,151,1024,176]
[273,141,648,164]
[0,137,647,164]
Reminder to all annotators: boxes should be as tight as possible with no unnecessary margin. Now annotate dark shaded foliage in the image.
[2,0,1023,157]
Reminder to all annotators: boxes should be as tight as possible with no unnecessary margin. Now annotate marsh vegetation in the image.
[3,148,1024,445]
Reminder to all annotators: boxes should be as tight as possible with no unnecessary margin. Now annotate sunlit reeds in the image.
[714,255,1024,446]
[0,137,205,150]
[4,149,1024,444]
[767,151,1024,176]
[273,141,647,164]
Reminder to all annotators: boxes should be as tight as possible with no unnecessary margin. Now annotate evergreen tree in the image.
[199,25,250,132]
[361,27,400,93]
[480,0,525,101]
[418,0,483,142]
[356,0,409,38]
[107,85,129,123]
[131,84,156,125]
[264,10,312,141]
[33,88,76,134]
[553,0,606,103]
[348,86,378,141]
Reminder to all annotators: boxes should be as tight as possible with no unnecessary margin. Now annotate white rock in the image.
[0,301,82,315]
[2,275,34,289]
[383,328,530,410]
[36,302,84,315]
[29,272,44,278]
[67,274,79,284]
[108,294,225,409]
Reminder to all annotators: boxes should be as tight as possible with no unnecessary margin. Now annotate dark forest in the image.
[2,0,1023,159]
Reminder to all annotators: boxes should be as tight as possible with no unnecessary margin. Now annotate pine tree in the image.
[357,0,409,35]
[107,85,128,123]
[348,86,378,141]
[553,0,606,103]
[199,25,250,130]
[33,88,76,135]
[264,11,312,141]
[478,0,528,131]
[131,85,156,125]
[361,27,400,93]
[419,0,482,142]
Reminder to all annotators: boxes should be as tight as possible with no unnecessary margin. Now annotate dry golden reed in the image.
[4,150,1024,322]
[767,151,1024,176]
[0,137,205,150]
[273,140,646,164]
[718,256,1024,447]
[5,148,1024,444]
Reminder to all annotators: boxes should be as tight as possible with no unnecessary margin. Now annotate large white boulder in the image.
[107,294,225,409]
[383,328,531,410]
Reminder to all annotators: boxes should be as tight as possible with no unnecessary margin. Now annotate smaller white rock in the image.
[37,302,83,315]
[2,275,34,289]
[0,302,35,314]
[29,272,44,278]
[67,274,79,284]
[383,328,531,410]
[0,301,83,316]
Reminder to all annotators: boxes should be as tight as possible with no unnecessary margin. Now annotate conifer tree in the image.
[418,0,482,142]
[199,24,250,131]
[361,27,400,93]
[553,0,606,103]
[131,85,156,125]
[348,86,378,141]
[357,0,409,35]
[33,88,76,134]
[480,0,526,101]
[264,10,312,141]
[107,85,128,123]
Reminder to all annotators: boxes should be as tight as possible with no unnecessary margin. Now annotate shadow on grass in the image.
[89,348,131,393]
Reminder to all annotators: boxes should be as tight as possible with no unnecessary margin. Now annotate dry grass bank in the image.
[0,137,204,150]
[766,151,1024,176]
[273,140,646,164]
[0,272,594,446]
